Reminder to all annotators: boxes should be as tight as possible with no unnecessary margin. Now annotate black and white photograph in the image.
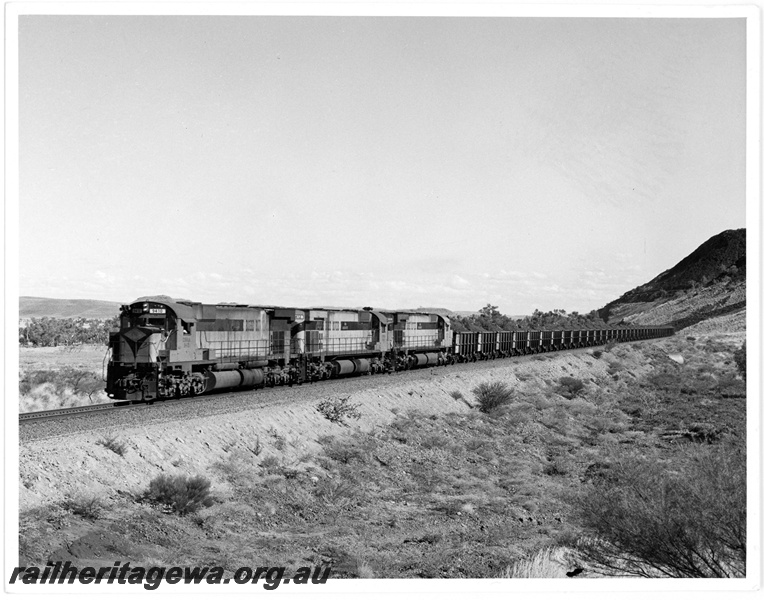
[5,1,761,596]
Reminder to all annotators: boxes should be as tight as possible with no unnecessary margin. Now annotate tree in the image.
[19,316,118,347]
[479,304,501,318]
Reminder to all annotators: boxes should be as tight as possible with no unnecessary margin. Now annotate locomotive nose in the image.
[117,326,162,363]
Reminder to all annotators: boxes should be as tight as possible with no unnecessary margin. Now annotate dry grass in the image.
[503,546,575,578]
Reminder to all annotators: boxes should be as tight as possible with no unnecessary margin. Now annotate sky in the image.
[16,12,748,314]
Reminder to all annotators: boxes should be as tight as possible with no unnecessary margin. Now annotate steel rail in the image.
[19,401,123,422]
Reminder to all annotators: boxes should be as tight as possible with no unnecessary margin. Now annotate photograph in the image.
[6,2,760,596]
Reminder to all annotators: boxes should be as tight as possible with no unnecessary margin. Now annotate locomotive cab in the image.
[106,300,204,401]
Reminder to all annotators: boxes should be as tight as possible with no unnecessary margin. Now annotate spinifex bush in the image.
[556,377,585,399]
[97,435,128,457]
[316,396,362,426]
[145,474,214,516]
[575,442,746,577]
[472,381,514,413]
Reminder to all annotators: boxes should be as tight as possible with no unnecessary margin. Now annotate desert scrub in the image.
[97,435,128,457]
[472,381,514,413]
[313,478,356,508]
[316,396,362,425]
[61,494,105,520]
[606,361,626,379]
[574,442,746,577]
[144,474,214,515]
[555,377,585,399]
[319,433,377,465]
[214,451,258,483]
[19,367,106,412]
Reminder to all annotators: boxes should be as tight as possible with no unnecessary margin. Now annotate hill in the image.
[599,229,746,331]
[19,297,123,320]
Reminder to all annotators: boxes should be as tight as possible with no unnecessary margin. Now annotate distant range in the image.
[20,229,745,330]
[19,297,123,320]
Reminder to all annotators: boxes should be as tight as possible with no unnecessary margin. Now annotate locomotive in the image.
[106,298,673,402]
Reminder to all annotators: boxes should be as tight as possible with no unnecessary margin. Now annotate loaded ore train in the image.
[106,299,673,402]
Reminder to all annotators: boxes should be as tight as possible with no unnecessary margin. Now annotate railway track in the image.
[19,402,122,422]
[18,340,673,445]
[19,388,270,424]
[19,340,668,432]
[19,368,408,425]
[18,340,660,428]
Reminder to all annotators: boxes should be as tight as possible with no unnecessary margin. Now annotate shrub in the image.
[556,377,585,399]
[145,474,214,515]
[258,456,282,474]
[213,452,256,483]
[97,435,128,457]
[319,434,375,465]
[472,381,514,413]
[314,478,355,508]
[606,362,625,377]
[574,443,746,577]
[733,342,746,381]
[62,495,105,520]
[316,396,362,426]
[267,427,287,451]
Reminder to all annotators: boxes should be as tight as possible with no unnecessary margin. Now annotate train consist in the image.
[106,299,673,402]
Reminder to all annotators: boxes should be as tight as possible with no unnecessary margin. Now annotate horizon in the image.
[18,226,745,316]
[15,12,747,314]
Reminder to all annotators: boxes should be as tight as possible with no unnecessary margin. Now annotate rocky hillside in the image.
[599,229,746,330]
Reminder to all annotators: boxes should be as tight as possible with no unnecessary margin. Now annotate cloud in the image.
[449,275,471,290]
